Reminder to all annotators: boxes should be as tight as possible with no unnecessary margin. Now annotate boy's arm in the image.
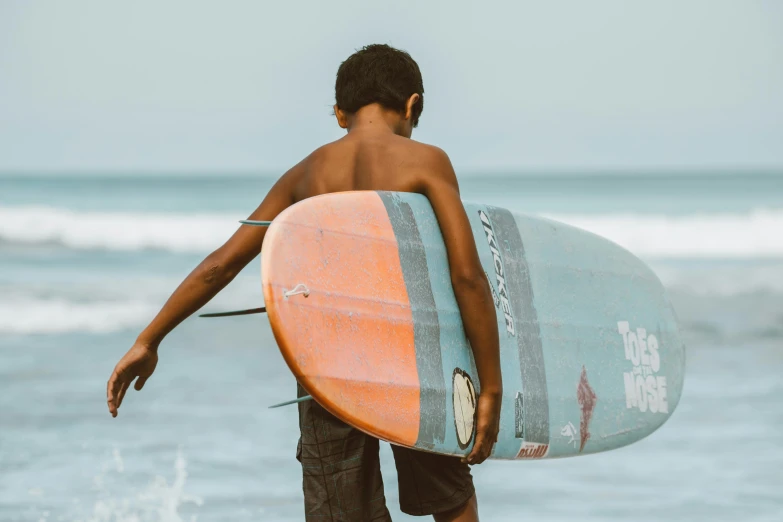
[413,150,502,465]
[107,165,302,417]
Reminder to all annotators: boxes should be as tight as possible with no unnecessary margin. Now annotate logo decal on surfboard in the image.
[516,442,549,459]
[514,391,524,439]
[452,368,477,449]
[617,321,668,414]
[478,210,515,336]
[561,422,578,449]
[484,271,500,309]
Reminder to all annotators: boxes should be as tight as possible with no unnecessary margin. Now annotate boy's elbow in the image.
[451,269,487,293]
[203,251,240,285]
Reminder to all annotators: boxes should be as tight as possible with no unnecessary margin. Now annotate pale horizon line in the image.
[1,166,781,179]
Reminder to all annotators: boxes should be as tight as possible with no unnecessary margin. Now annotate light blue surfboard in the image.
[260,191,686,459]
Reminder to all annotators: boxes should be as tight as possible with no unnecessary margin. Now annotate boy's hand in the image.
[107,341,159,417]
[464,391,501,464]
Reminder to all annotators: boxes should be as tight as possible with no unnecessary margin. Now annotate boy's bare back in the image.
[291,129,451,202]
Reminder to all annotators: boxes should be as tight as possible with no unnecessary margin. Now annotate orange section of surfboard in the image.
[261,191,420,446]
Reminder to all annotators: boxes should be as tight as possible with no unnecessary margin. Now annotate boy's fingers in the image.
[471,424,499,464]
[134,376,148,391]
[475,441,489,464]
[107,371,122,416]
[117,380,129,409]
[467,433,487,464]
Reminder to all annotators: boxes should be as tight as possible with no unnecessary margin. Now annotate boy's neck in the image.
[346,104,407,136]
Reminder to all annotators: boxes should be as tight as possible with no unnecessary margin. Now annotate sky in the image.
[1,0,782,173]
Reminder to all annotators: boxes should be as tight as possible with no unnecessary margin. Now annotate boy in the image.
[107,44,502,521]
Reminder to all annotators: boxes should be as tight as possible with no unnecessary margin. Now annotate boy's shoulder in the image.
[396,140,454,178]
[311,135,449,159]
[406,139,449,160]
[390,136,451,163]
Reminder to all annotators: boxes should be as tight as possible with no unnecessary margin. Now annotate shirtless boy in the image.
[107,44,502,521]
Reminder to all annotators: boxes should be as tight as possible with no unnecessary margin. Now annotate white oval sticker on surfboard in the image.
[453,368,477,449]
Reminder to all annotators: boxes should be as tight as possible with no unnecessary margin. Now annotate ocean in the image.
[1,172,781,521]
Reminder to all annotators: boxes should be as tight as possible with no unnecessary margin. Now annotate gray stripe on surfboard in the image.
[378,191,447,450]
[486,207,550,445]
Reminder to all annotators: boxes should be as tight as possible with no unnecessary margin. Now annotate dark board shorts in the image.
[296,384,475,520]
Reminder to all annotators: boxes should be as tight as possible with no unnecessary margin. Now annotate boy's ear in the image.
[404,94,420,121]
[334,105,349,129]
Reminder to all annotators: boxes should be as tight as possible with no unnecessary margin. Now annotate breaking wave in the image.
[0,276,263,335]
[0,205,237,253]
[0,296,159,334]
[1,205,782,258]
[549,209,783,259]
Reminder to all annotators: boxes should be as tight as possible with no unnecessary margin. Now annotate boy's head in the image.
[334,44,424,135]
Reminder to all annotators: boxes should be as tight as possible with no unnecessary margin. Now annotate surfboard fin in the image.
[199,307,266,318]
[268,395,313,409]
[239,220,273,226]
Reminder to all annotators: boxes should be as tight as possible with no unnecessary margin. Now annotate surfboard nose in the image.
[261,191,422,447]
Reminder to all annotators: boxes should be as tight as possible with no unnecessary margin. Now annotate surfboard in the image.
[261,191,685,459]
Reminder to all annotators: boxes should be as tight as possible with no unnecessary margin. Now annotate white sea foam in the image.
[2,205,782,258]
[548,209,783,259]
[0,296,158,334]
[0,205,237,253]
[87,448,203,522]
[0,277,262,335]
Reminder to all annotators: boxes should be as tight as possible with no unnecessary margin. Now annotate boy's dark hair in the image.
[335,44,424,127]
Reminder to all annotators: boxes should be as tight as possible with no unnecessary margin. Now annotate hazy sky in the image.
[1,1,782,172]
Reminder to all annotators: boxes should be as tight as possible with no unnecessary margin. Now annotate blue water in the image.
[1,172,782,521]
